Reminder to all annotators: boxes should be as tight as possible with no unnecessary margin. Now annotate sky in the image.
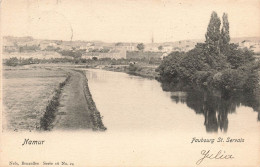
[1,0,260,43]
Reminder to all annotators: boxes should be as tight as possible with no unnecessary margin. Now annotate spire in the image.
[151,31,154,44]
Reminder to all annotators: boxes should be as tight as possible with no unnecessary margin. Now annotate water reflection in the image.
[85,69,259,134]
[161,82,260,133]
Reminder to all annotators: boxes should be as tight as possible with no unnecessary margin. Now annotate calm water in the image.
[85,69,260,134]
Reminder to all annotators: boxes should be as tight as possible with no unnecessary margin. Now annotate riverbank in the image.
[95,64,159,79]
[51,69,106,131]
[40,72,71,130]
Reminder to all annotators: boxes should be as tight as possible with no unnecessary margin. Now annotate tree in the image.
[205,11,221,49]
[157,52,184,82]
[137,43,145,51]
[220,13,230,55]
[100,48,110,53]
[5,57,19,66]
[115,42,122,46]
[157,11,260,92]
[204,11,227,70]
[220,13,230,46]
[158,45,163,51]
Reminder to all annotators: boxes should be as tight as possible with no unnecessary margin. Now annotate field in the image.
[2,66,67,131]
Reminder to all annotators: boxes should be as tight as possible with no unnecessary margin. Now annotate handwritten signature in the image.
[196,150,234,165]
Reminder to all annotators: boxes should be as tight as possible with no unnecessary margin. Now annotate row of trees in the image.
[135,44,168,51]
[157,11,259,92]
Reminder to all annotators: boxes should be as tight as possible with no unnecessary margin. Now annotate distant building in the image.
[116,43,137,51]
[86,46,95,52]
[239,40,260,53]
[160,53,168,59]
[3,42,17,52]
[80,43,95,51]
[59,43,72,50]
[162,45,173,53]
[124,45,136,51]
[240,40,251,48]
[172,47,182,52]
[39,41,56,50]
[183,45,194,52]
[145,44,159,52]
[251,44,260,53]
[80,45,94,51]
[49,42,57,47]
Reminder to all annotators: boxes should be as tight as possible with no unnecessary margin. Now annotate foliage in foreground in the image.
[157,11,260,92]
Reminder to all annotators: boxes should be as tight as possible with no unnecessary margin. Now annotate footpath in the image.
[53,69,106,131]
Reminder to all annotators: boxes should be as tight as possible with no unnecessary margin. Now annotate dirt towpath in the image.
[53,69,106,130]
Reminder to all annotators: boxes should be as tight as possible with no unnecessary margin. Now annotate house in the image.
[162,45,173,53]
[240,40,252,48]
[116,43,137,51]
[160,53,168,59]
[3,42,17,52]
[49,42,57,47]
[251,45,260,53]
[239,40,260,53]
[39,41,51,50]
[59,43,73,50]
[172,47,182,52]
[145,44,159,52]
[124,45,136,51]
[79,45,95,52]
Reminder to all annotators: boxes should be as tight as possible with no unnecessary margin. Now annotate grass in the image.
[2,67,67,131]
[3,66,106,131]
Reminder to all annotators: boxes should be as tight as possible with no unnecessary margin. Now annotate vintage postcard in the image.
[0,0,260,166]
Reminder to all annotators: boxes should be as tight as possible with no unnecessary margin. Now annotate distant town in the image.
[3,36,260,61]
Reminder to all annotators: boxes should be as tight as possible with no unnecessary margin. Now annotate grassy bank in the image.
[40,69,106,131]
[40,73,71,130]
[74,70,107,131]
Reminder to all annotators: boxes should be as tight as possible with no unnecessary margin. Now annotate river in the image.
[2,68,260,166]
[85,69,260,134]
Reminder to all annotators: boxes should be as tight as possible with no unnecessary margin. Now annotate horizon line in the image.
[3,35,260,44]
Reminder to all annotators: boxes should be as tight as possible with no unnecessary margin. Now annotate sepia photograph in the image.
[0,0,260,166]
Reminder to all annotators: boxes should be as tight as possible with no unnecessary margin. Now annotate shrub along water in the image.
[40,73,71,130]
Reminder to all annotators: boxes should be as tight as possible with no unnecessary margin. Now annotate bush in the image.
[157,12,260,92]
[157,52,184,82]
[243,72,259,92]
[193,71,214,86]
[5,57,19,66]
[128,63,140,73]
[218,69,244,91]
